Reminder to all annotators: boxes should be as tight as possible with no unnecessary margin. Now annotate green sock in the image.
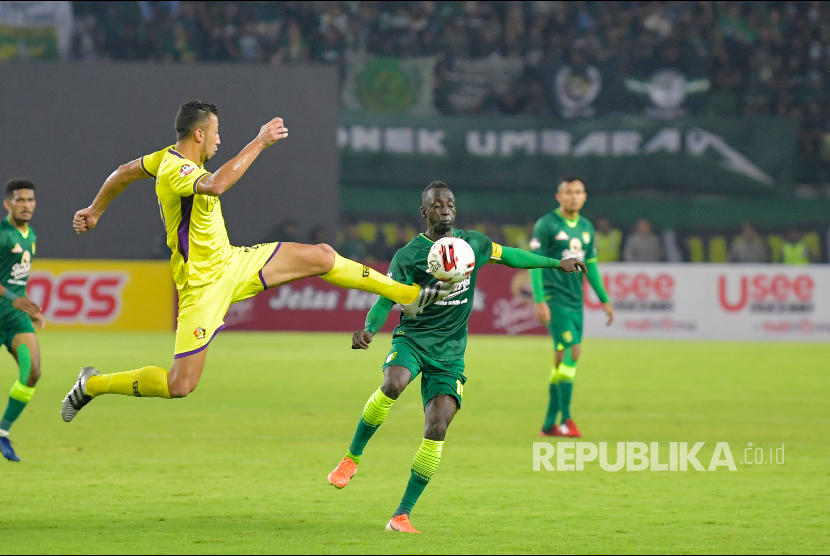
[0,345,34,432]
[346,387,395,463]
[557,380,573,422]
[0,380,35,432]
[542,366,559,430]
[394,438,443,516]
[555,352,577,423]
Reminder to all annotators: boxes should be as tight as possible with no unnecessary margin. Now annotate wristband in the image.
[2,289,19,302]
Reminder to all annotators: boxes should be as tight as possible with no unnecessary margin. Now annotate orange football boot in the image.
[385,514,421,533]
[327,457,358,489]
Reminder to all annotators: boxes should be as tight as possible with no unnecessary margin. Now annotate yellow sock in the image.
[86,366,171,398]
[321,253,420,304]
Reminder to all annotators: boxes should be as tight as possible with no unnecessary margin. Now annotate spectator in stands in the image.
[781,228,811,265]
[623,218,663,262]
[729,221,769,263]
[309,225,329,245]
[269,217,300,243]
[594,216,622,262]
[339,221,370,262]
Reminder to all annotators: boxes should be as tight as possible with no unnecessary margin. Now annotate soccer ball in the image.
[426,237,476,283]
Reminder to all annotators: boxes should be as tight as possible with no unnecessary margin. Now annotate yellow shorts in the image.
[174,242,280,358]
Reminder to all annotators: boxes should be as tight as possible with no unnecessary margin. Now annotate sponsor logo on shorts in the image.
[132,380,141,397]
[385,351,397,364]
[194,327,206,339]
[362,265,370,278]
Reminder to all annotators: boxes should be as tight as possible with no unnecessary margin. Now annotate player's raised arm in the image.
[490,243,586,273]
[195,117,288,197]
[73,157,153,235]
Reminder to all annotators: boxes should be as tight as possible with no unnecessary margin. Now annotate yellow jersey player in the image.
[61,100,450,422]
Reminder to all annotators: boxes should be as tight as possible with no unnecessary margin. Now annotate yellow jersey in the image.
[142,146,233,288]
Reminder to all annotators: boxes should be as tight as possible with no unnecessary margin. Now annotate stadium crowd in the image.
[69,1,829,179]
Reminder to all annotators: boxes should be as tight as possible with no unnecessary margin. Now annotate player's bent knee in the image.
[381,380,406,399]
[167,377,198,398]
[29,366,41,385]
[313,243,337,274]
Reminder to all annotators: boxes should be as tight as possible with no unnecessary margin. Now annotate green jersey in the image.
[530,209,596,310]
[0,217,37,319]
[387,229,493,362]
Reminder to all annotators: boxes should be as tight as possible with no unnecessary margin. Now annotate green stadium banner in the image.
[339,112,799,193]
[341,53,436,115]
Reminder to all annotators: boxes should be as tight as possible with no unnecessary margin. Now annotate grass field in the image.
[3,331,828,554]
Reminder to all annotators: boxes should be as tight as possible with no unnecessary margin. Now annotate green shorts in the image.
[382,338,466,409]
[545,303,583,350]
[0,310,34,352]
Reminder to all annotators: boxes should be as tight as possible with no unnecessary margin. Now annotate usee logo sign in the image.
[719,273,814,313]
[28,272,128,323]
[586,272,674,311]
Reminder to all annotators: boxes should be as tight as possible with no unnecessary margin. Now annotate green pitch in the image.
[3,331,827,554]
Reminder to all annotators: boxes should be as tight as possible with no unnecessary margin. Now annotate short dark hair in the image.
[175,100,219,140]
[558,176,586,192]
[6,179,35,198]
[422,180,452,204]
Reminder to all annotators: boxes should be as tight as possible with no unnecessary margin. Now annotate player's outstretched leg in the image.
[400,280,454,316]
[61,366,100,422]
[61,364,175,422]
[261,244,453,313]
[0,433,20,461]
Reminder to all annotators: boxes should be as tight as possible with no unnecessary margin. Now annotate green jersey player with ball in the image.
[327,180,586,533]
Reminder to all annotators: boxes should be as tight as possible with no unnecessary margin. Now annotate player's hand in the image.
[13,297,44,329]
[351,330,374,350]
[534,302,550,326]
[603,301,615,326]
[73,207,100,235]
[558,258,586,273]
[257,117,288,148]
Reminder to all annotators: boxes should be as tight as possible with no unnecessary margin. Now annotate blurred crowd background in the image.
[4,1,829,263]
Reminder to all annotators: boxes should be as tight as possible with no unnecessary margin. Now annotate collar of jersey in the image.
[555,208,580,228]
[419,229,457,243]
[168,147,204,168]
[6,215,29,238]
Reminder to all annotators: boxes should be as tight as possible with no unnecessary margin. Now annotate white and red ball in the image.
[426,236,476,283]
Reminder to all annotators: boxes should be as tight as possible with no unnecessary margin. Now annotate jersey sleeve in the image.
[165,161,211,198]
[463,230,494,267]
[140,147,168,178]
